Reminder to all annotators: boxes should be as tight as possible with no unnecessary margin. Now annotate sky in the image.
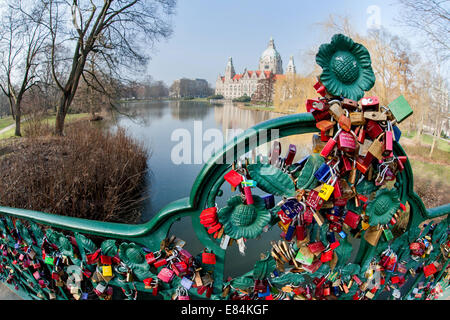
[145,0,408,87]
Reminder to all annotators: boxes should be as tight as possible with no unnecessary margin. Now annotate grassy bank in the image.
[0,113,90,139]
[401,137,450,208]
[0,116,14,131]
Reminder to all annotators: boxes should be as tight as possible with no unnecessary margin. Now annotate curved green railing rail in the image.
[0,112,448,300]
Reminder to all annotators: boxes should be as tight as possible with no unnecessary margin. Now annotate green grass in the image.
[409,159,450,184]
[0,116,14,131]
[0,113,90,140]
[404,130,450,152]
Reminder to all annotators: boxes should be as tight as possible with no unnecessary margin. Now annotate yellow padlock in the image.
[318,176,337,201]
[102,265,113,277]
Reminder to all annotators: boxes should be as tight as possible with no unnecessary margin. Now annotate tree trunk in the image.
[428,116,441,158]
[14,110,21,137]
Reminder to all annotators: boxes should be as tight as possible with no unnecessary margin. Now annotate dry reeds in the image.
[0,121,148,223]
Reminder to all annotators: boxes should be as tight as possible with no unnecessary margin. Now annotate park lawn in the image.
[0,113,90,139]
[403,131,450,153]
[0,117,14,131]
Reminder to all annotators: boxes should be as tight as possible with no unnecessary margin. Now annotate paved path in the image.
[0,283,21,300]
[0,123,16,135]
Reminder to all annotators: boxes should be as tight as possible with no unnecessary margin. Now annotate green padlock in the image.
[388,95,413,123]
[384,228,394,241]
[44,255,55,265]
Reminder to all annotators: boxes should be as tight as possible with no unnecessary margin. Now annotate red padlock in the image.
[320,250,333,262]
[366,120,383,139]
[223,170,243,187]
[202,252,216,265]
[343,211,361,229]
[337,131,357,153]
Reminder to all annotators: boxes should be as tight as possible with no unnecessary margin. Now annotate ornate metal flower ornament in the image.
[366,188,400,226]
[218,195,271,239]
[316,34,376,101]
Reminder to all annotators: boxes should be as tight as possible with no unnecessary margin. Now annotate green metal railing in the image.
[0,112,448,300]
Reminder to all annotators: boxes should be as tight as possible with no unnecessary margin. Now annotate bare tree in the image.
[397,0,450,61]
[252,72,276,107]
[0,1,49,136]
[33,0,176,135]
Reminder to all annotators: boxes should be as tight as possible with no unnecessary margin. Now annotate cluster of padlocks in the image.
[0,213,223,300]
[196,78,449,300]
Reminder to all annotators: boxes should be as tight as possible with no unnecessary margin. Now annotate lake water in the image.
[114,100,315,277]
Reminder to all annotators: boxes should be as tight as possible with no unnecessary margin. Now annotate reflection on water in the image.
[113,100,315,277]
[115,100,314,220]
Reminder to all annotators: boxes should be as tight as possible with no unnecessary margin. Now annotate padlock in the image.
[277,209,293,225]
[343,211,360,229]
[100,255,112,265]
[306,99,327,112]
[388,95,413,123]
[338,110,352,132]
[320,250,333,263]
[333,178,342,199]
[320,127,343,158]
[202,251,216,265]
[316,119,335,132]
[284,222,296,241]
[360,96,379,110]
[295,246,314,265]
[350,112,365,126]
[342,98,358,110]
[102,265,113,277]
[384,122,394,156]
[314,161,333,182]
[313,81,327,97]
[368,135,385,160]
[157,267,175,283]
[392,124,402,141]
[281,199,305,219]
[328,100,344,119]
[357,125,366,143]
[262,194,275,209]
[366,120,383,140]
[337,131,357,153]
[224,170,243,187]
[364,111,387,121]
[318,176,337,201]
[269,141,282,165]
[242,181,254,205]
[306,190,324,211]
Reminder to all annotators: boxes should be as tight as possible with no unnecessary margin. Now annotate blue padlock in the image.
[338,231,347,239]
[281,199,305,219]
[314,163,332,183]
[285,223,296,241]
[262,194,275,209]
[257,285,271,298]
[326,231,336,244]
[81,292,89,300]
[393,124,402,142]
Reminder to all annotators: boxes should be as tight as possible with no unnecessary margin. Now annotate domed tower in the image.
[225,57,236,80]
[258,37,283,74]
[285,55,296,74]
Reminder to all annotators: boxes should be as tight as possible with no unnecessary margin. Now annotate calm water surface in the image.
[114,100,314,276]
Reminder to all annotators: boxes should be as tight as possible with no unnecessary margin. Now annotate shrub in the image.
[0,121,148,223]
[208,94,224,100]
[232,95,251,103]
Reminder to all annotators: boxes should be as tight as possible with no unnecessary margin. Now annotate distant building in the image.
[215,37,296,100]
[169,78,212,98]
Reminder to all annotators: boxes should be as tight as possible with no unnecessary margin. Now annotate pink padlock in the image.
[243,186,254,205]
[157,267,175,283]
[337,131,357,153]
